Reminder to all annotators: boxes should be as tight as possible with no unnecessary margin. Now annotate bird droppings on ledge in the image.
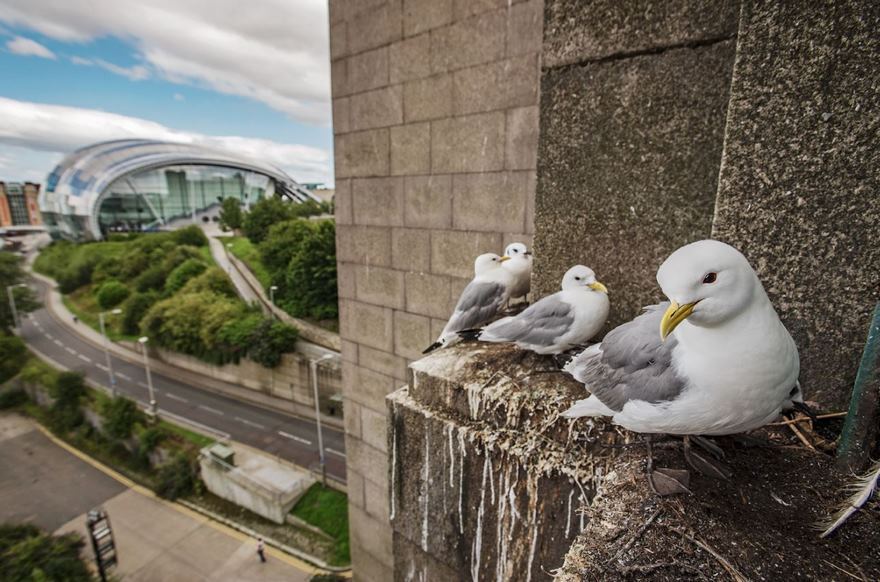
[392,342,879,581]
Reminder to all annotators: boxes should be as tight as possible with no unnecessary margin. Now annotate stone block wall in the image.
[330,1,543,578]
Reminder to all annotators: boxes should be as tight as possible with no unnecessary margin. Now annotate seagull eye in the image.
[574,276,581,281]
[702,272,717,284]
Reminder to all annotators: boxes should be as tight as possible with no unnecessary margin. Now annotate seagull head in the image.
[474,252,510,275]
[656,240,761,339]
[562,265,608,293]
[504,242,532,259]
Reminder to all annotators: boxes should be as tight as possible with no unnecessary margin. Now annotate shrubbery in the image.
[0,334,27,384]
[219,197,243,231]
[155,454,198,500]
[122,291,158,335]
[95,279,130,309]
[0,252,38,331]
[0,524,92,582]
[49,372,86,433]
[165,258,207,294]
[172,225,208,247]
[101,396,144,440]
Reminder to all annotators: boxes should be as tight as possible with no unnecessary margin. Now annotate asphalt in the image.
[17,278,348,484]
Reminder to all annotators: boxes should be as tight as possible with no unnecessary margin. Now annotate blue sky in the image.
[0,0,333,184]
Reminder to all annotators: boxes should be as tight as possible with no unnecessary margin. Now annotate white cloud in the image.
[0,96,331,184]
[69,55,151,81]
[6,35,56,59]
[0,0,331,124]
[173,92,185,101]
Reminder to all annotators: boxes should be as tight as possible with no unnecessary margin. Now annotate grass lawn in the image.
[158,420,216,449]
[62,286,139,342]
[223,236,271,289]
[290,484,350,566]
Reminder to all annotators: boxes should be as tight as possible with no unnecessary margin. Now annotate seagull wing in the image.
[565,302,685,412]
[443,280,506,335]
[482,293,573,346]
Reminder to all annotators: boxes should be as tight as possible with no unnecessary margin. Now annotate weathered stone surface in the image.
[403,74,453,122]
[404,175,452,229]
[505,106,540,170]
[358,344,408,382]
[506,0,543,58]
[335,129,390,178]
[339,299,394,352]
[403,0,453,37]
[533,41,736,324]
[430,9,506,73]
[543,0,740,68]
[336,225,392,267]
[349,85,403,131]
[452,171,529,233]
[431,112,506,173]
[711,1,880,410]
[348,47,389,94]
[352,176,404,226]
[355,265,405,309]
[389,33,431,83]
[391,227,431,271]
[390,122,431,175]
[430,230,503,279]
[347,0,402,54]
[452,55,538,116]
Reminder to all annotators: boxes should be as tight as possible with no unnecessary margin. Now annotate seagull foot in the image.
[645,437,691,496]
[683,436,733,480]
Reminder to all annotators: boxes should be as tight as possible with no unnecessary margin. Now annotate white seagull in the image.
[477,265,609,354]
[502,242,533,305]
[423,253,516,353]
[563,239,803,437]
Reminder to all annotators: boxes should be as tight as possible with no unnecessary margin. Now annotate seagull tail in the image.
[422,340,443,354]
[562,395,616,419]
[458,328,482,342]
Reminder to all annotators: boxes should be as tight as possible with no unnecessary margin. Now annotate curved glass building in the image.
[40,139,320,240]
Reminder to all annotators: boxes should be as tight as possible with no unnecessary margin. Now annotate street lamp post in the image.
[269,285,278,318]
[225,243,233,275]
[138,337,157,418]
[98,308,123,396]
[310,354,336,486]
[6,284,25,334]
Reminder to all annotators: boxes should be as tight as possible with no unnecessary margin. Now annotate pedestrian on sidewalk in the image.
[257,538,266,563]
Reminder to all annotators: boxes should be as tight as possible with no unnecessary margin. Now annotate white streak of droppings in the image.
[574,477,588,532]
[390,405,398,521]
[565,488,575,538]
[466,383,482,419]
[458,429,467,534]
[471,454,490,582]
[421,428,430,552]
[488,453,496,505]
[525,473,539,582]
[448,424,455,487]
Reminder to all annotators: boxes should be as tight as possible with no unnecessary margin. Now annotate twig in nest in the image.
[618,561,677,574]
[786,421,815,450]
[839,553,870,582]
[768,412,846,426]
[614,508,662,560]
[821,559,866,581]
[668,526,751,582]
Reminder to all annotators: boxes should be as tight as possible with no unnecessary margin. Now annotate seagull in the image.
[502,242,533,306]
[476,265,608,354]
[562,240,803,488]
[423,253,515,353]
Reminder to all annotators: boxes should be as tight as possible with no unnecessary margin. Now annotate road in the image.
[18,278,347,484]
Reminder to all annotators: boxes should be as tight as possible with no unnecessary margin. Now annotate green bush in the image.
[243,197,292,244]
[49,372,86,433]
[121,291,158,335]
[0,523,91,582]
[180,267,237,298]
[95,279,130,309]
[259,218,313,275]
[0,388,27,410]
[1,252,38,331]
[165,259,207,295]
[219,197,243,231]
[135,265,167,292]
[0,334,27,384]
[160,245,202,274]
[173,225,208,247]
[155,454,197,500]
[141,291,243,360]
[248,319,299,368]
[283,220,338,320]
[100,396,143,440]
[138,426,166,453]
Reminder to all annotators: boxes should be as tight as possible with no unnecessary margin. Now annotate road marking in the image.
[96,364,108,371]
[45,333,53,340]
[165,392,189,403]
[65,347,77,355]
[277,431,312,445]
[117,373,131,381]
[199,405,224,416]
[137,381,150,389]
[53,339,63,347]
[326,447,346,459]
[78,354,92,363]
[235,417,266,429]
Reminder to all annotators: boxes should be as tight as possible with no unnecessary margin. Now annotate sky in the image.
[0,0,333,185]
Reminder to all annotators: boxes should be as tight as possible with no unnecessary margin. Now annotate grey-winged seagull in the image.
[502,242,533,306]
[423,253,516,353]
[477,265,608,354]
[562,240,805,489]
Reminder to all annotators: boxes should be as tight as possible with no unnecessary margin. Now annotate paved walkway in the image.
[0,413,319,581]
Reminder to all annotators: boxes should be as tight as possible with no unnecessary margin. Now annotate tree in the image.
[101,396,143,440]
[259,218,314,275]
[284,220,338,320]
[0,524,91,582]
[0,335,27,384]
[164,258,207,295]
[219,197,243,231]
[0,251,38,332]
[95,280,130,309]
[242,197,292,244]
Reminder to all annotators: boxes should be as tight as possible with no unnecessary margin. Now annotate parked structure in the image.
[0,181,42,227]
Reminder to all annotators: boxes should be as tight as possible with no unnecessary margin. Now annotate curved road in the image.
[18,278,347,484]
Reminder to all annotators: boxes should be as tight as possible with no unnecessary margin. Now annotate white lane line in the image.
[235,417,266,430]
[166,393,189,403]
[117,373,131,381]
[96,364,108,372]
[78,354,92,363]
[326,447,347,459]
[199,405,224,416]
[278,431,312,445]
[46,333,54,340]
[53,339,63,347]
[137,382,149,389]
[65,347,77,355]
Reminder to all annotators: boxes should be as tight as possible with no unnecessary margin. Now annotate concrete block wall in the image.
[330,1,542,578]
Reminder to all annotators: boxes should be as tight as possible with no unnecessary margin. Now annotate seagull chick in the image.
[563,239,802,437]
[423,253,515,353]
[477,265,608,354]
[502,242,533,306]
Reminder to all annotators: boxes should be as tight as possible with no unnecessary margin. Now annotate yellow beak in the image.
[499,255,511,262]
[660,300,698,341]
[588,281,608,293]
